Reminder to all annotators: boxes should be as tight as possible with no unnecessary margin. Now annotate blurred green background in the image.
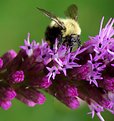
[0,0,114,121]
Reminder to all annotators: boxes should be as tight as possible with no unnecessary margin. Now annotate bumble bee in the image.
[37,4,81,51]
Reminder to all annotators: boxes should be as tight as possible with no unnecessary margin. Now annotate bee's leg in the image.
[69,35,81,51]
[70,47,73,52]
[58,34,63,46]
[76,35,81,47]
[50,44,54,50]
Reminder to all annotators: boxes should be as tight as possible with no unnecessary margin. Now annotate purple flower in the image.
[35,40,52,65]
[47,79,79,109]
[0,100,12,110]
[29,76,52,89]
[88,100,104,119]
[46,66,60,80]
[50,39,67,67]
[11,70,24,83]
[17,87,46,105]
[0,50,17,70]
[16,94,36,107]
[63,97,80,109]
[0,87,16,100]
[20,33,39,57]
[60,53,80,76]
[87,54,105,86]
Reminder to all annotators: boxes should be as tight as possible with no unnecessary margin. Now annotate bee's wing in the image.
[64,4,78,20]
[37,7,65,30]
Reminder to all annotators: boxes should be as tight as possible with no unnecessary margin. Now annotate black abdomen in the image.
[45,26,62,49]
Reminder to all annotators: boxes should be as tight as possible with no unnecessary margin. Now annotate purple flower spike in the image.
[0,17,114,121]
[11,70,24,83]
